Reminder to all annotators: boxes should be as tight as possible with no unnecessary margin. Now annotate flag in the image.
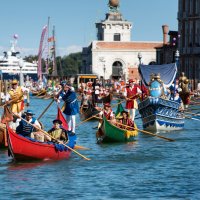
[115,102,124,118]
[48,36,55,42]
[57,107,68,130]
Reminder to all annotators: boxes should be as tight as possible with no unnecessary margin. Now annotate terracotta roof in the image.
[96,42,163,50]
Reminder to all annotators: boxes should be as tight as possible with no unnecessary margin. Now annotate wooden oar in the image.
[95,116,175,142]
[76,113,100,127]
[12,112,91,161]
[38,99,54,120]
[185,115,200,121]
[115,121,175,142]
[184,111,200,116]
[0,95,23,108]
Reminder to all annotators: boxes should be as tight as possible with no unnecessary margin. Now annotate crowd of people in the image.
[0,72,194,144]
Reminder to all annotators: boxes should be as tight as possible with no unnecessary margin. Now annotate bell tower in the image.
[96,0,132,42]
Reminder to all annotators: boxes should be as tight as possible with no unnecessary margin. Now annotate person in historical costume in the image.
[45,119,68,143]
[80,89,90,112]
[178,72,190,108]
[117,110,134,130]
[5,79,29,129]
[16,110,42,139]
[92,79,101,106]
[169,90,184,110]
[124,79,141,121]
[57,83,79,135]
[99,103,114,120]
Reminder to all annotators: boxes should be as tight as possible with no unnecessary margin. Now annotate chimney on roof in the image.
[162,25,169,45]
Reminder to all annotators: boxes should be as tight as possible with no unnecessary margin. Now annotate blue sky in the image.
[0,0,178,57]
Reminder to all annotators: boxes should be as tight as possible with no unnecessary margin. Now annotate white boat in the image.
[0,36,38,80]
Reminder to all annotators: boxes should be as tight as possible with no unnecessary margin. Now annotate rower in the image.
[5,79,29,129]
[56,83,79,135]
[99,103,114,120]
[16,110,41,139]
[124,79,141,121]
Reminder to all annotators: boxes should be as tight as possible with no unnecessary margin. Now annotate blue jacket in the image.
[16,117,36,137]
[60,90,79,115]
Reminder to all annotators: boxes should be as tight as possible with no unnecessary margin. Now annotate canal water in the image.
[0,97,200,199]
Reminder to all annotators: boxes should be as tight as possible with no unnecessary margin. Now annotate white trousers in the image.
[128,109,136,121]
[65,115,76,133]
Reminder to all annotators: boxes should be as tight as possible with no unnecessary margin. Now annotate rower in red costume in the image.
[99,103,114,120]
[124,79,141,120]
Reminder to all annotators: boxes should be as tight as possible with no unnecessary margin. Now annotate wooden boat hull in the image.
[95,94,112,104]
[80,103,100,121]
[7,126,71,161]
[97,117,138,143]
[139,97,185,132]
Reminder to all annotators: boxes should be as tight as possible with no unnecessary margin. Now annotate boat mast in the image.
[46,16,50,75]
[52,25,58,76]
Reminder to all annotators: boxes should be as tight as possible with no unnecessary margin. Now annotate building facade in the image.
[82,3,163,82]
[178,0,200,88]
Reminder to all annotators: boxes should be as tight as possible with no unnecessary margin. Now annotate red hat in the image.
[104,103,111,107]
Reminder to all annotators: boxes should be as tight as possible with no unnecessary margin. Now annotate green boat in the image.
[96,117,138,143]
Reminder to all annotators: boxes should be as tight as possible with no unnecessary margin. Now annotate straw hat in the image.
[12,79,18,85]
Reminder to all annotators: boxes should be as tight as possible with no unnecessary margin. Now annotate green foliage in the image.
[24,52,82,76]
[57,52,82,76]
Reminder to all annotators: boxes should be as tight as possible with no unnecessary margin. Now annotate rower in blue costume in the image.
[58,82,79,134]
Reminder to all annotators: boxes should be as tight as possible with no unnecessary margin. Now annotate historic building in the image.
[178,0,200,88]
[82,1,164,81]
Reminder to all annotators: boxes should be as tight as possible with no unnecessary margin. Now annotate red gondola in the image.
[7,126,71,161]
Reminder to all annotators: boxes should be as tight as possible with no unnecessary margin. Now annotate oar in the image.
[185,115,200,121]
[12,112,91,161]
[76,95,139,127]
[0,95,23,108]
[95,116,175,142]
[184,111,200,116]
[76,113,100,127]
[38,99,54,120]
[115,121,175,142]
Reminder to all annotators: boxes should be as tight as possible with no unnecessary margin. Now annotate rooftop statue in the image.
[108,0,120,13]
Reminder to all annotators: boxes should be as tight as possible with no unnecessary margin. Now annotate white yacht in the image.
[0,37,38,80]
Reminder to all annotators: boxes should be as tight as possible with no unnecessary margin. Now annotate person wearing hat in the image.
[99,103,114,120]
[117,110,134,130]
[124,79,141,121]
[55,83,79,135]
[5,79,29,129]
[16,110,41,138]
[80,89,90,112]
[92,79,101,106]
[45,119,68,143]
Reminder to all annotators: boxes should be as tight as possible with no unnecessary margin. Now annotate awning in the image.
[139,63,177,88]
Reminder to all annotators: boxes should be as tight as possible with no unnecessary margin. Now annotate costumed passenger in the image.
[5,79,29,129]
[124,79,141,121]
[45,119,68,143]
[178,72,190,108]
[56,83,79,135]
[80,89,90,112]
[99,103,114,121]
[117,110,135,130]
[16,110,42,140]
[169,90,184,110]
